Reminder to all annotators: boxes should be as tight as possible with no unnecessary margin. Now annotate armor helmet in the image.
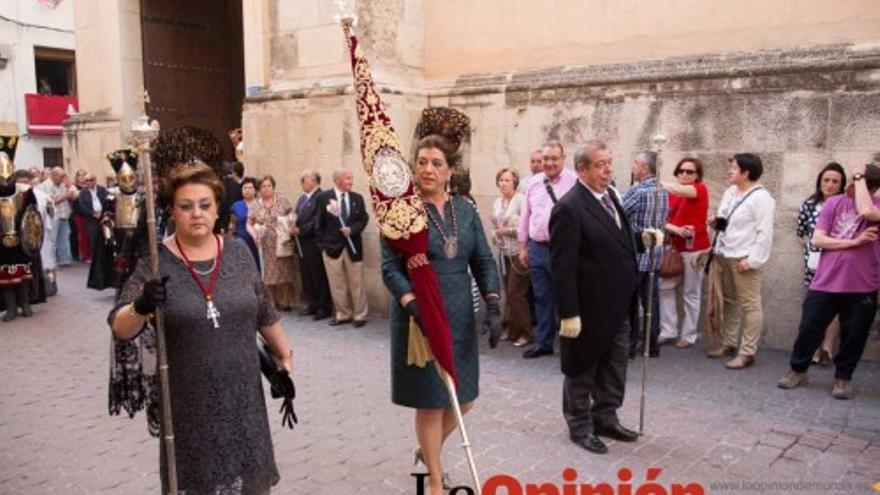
[0,133,18,186]
[107,149,139,194]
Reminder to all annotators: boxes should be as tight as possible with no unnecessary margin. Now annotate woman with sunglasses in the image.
[658,158,710,349]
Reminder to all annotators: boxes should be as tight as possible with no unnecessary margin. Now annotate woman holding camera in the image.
[659,158,710,349]
[706,154,776,369]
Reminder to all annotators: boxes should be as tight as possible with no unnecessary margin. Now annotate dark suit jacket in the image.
[315,188,369,262]
[217,177,243,234]
[295,187,323,258]
[550,182,639,376]
[76,186,109,218]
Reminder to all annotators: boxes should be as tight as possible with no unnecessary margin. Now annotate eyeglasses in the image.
[677,169,697,176]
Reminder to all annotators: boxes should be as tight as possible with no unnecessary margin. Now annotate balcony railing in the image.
[25,93,78,136]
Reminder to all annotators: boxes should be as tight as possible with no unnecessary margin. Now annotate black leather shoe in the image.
[594,422,639,442]
[571,433,608,454]
[329,318,353,326]
[352,320,367,328]
[313,310,331,321]
[522,346,554,359]
[298,308,316,317]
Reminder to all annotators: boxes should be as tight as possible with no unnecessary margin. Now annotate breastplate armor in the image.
[0,191,21,247]
[115,193,140,230]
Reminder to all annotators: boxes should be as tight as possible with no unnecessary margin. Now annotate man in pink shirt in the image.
[778,163,880,399]
[518,141,578,358]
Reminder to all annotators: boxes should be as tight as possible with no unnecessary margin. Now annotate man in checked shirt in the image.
[621,151,669,359]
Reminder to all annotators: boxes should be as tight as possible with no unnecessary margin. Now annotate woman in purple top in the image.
[795,163,846,366]
[778,163,880,400]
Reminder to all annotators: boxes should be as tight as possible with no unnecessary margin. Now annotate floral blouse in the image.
[796,197,823,285]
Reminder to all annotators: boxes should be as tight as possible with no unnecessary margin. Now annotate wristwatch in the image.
[853,173,865,181]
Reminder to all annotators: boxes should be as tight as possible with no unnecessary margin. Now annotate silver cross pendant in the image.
[206,299,221,329]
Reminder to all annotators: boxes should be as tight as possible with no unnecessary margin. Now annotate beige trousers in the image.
[322,250,368,321]
[718,255,764,356]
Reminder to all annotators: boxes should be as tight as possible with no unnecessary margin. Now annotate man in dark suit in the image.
[549,140,641,455]
[217,161,243,234]
[76,173,108,262]
[315,169,369,327]
[293,169,333,320]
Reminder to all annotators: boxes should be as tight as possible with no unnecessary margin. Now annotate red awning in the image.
[25,94,78,136]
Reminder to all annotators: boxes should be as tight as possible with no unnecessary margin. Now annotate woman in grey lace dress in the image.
[109,162,293,494]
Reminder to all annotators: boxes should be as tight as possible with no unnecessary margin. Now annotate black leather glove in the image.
[481,297,503,349]
[133,276,169,315]
[404,299,424,329]
[257,344,298,430]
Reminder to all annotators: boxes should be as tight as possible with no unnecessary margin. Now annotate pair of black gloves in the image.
[405,296,504,348]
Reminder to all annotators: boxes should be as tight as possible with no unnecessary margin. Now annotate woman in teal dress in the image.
[381,133,501,495]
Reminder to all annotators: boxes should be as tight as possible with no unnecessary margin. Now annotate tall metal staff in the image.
[639,131,667,435]
[130,98,178,494]
[335,1,481,490]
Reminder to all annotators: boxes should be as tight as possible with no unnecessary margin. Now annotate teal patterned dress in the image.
[382,196,500,408]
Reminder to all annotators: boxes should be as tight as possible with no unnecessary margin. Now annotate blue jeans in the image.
[529,241,557,351]
[53,216,72,265]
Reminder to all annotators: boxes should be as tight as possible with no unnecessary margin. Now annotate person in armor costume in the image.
[88,149,147,291]
[0,131,45,321]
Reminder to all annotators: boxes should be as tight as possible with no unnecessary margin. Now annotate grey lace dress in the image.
[111,236,281,494]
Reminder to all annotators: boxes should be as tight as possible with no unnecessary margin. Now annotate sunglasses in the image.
[677,169,697,176]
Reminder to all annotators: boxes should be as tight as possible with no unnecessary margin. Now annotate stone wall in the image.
[244,36,880,359]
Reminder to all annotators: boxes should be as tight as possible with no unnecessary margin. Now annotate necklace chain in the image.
[425,197,458,243]
[192,257,217,276]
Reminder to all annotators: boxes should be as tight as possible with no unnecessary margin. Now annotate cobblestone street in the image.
[1,265,879,494]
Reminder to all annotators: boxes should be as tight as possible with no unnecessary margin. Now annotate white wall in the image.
[0,0,74,168]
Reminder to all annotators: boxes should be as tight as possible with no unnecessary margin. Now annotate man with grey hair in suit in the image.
[551,140,641,454]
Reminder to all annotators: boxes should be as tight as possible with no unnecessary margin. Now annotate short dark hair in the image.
[732,153,763,181]
[674,157,704,182]
[232,161,244,178]
[313,171,322,184]
[165,161,225,205]
[13,169,34,181]
[543,141,564,156]
[449,172,472,198]
[809,162,846,203]
[414,135,461,169]
[241,176,258,189]
[866,163,880,191]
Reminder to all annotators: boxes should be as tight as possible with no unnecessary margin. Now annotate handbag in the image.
[659,244,684,278]
[275,215,294,258]
[806,249,821,272]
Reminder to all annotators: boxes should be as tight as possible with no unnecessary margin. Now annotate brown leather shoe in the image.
[831,379,854,400]
[777,370,808,389]
[674,340,694,349]
[706,345,737,358]
[725,354,755,369]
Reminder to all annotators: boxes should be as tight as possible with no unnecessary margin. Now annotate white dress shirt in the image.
[715,184,776,269]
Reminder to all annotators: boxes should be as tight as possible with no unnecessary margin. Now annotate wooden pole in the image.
[131,108,178,494]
